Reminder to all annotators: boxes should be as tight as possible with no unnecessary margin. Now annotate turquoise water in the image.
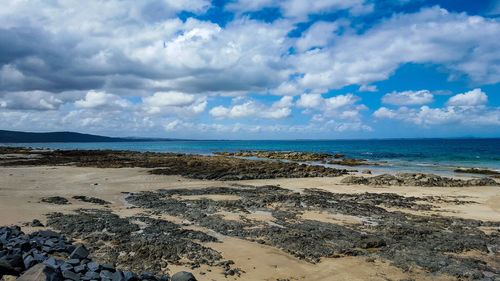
[3,139,500,174]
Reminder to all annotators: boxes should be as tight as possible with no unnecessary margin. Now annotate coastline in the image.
[1,148,499,280]
[2,138,499,176]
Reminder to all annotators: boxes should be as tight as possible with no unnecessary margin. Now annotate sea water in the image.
[3,138,499,175]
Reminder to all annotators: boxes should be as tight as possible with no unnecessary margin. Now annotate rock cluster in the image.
[454,168,500,175]
[125,185,500,279]
[327,158,378,167]
[72,196,111,205]
[0,149,349,181]
[0,226,195,281]
[40,197,70,205]
[46,209,242,277]
[341,173,499,187]
[214,151,332,162]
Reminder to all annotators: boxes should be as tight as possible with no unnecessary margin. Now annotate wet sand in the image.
[1,165,498,280]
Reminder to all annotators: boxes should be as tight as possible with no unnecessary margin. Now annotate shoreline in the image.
[1,145,500,178]
[2,140,500,176]
[1,148,499,280]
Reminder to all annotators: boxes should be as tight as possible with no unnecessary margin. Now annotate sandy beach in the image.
[1,159,499,281]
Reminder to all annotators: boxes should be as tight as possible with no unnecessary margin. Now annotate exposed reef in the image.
[341,173,498,187]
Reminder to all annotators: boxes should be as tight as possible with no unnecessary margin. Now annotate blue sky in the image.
[0,0,499,139]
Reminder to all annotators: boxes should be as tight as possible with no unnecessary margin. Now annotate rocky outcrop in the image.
[124,185,500,279]
[341,173,499,187]
[214,151,332,162]
[0,226,195,281]
[0,148,349,180]
[454,168,500,175]
[328,158,378,167]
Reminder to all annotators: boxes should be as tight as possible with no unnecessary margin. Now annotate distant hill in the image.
[0,130,142,143]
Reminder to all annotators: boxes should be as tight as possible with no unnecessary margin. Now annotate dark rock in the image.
[360,238,386,249]
[43,258,59,269]
[30,219,45,227]
[35,230,60,239]
[74,265,85,273]
[112,270,125,281]
[72,196,111,205]
[86,262,100,272]
[33,252,47,262]
[154,274,168,281]
[0,257,22,275]
[23,255,36,269]
[41,197,70,205]
[42,246,53,253]
[139,271,154,280]
[66,259,80,266]
[341,173,499,187]
[62,269,80,281]
[69,245,89,259]
[171,271,197,281]
[0,254,24,274]
[101,264,115,272]
[17,263,63,281]
[100,270,114,279]
[122,271,138,281]
[84,271,100,280]
[60,263,73,271]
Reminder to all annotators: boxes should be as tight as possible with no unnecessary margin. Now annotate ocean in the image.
[3,138,499,175]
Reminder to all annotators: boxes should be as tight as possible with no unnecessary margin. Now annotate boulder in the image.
[86,262,100,272]
[171,271,197,281]
[61,269,80,281]
[17,264,63,281]
[68,246,88,260]
[111,270,125,281]
[0,255,24,275]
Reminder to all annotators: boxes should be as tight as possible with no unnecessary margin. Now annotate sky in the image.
[1,0,500,139]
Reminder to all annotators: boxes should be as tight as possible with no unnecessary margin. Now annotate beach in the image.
[1,148,499,281]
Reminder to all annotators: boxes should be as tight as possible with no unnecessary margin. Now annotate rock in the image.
[139,271,154,280]
[61,269,80,281]
[362,170,372,174]
[86,262,100,272]
[35,230,60,239]
[83,271,100,280]
[23,255,35,269]
[32,253,46,263]
[122,271,137,281]
[40,197,70,205]
[101,264,115,272]
[59,263,73,271]
[100,270,114,280]
[17,264,63,281]
[340,173,499,187]
[360,238,386,249]
[65,260,80,266]
[30,220,45,227]
[0,254,24,275]
[73,265,85,273]
[0,260,20,276]
[171,271,197,281]
[328,158,375,167]
[42,258,59,269]
[68,246,89,259]
[71,196,111,205]
[112,271,125,281]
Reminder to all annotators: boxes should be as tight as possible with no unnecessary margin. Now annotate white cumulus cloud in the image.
[382,90,434,106]
[446,88,488,106]
[75,91,130,109]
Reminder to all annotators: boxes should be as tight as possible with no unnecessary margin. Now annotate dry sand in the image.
[1,165,498,280]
